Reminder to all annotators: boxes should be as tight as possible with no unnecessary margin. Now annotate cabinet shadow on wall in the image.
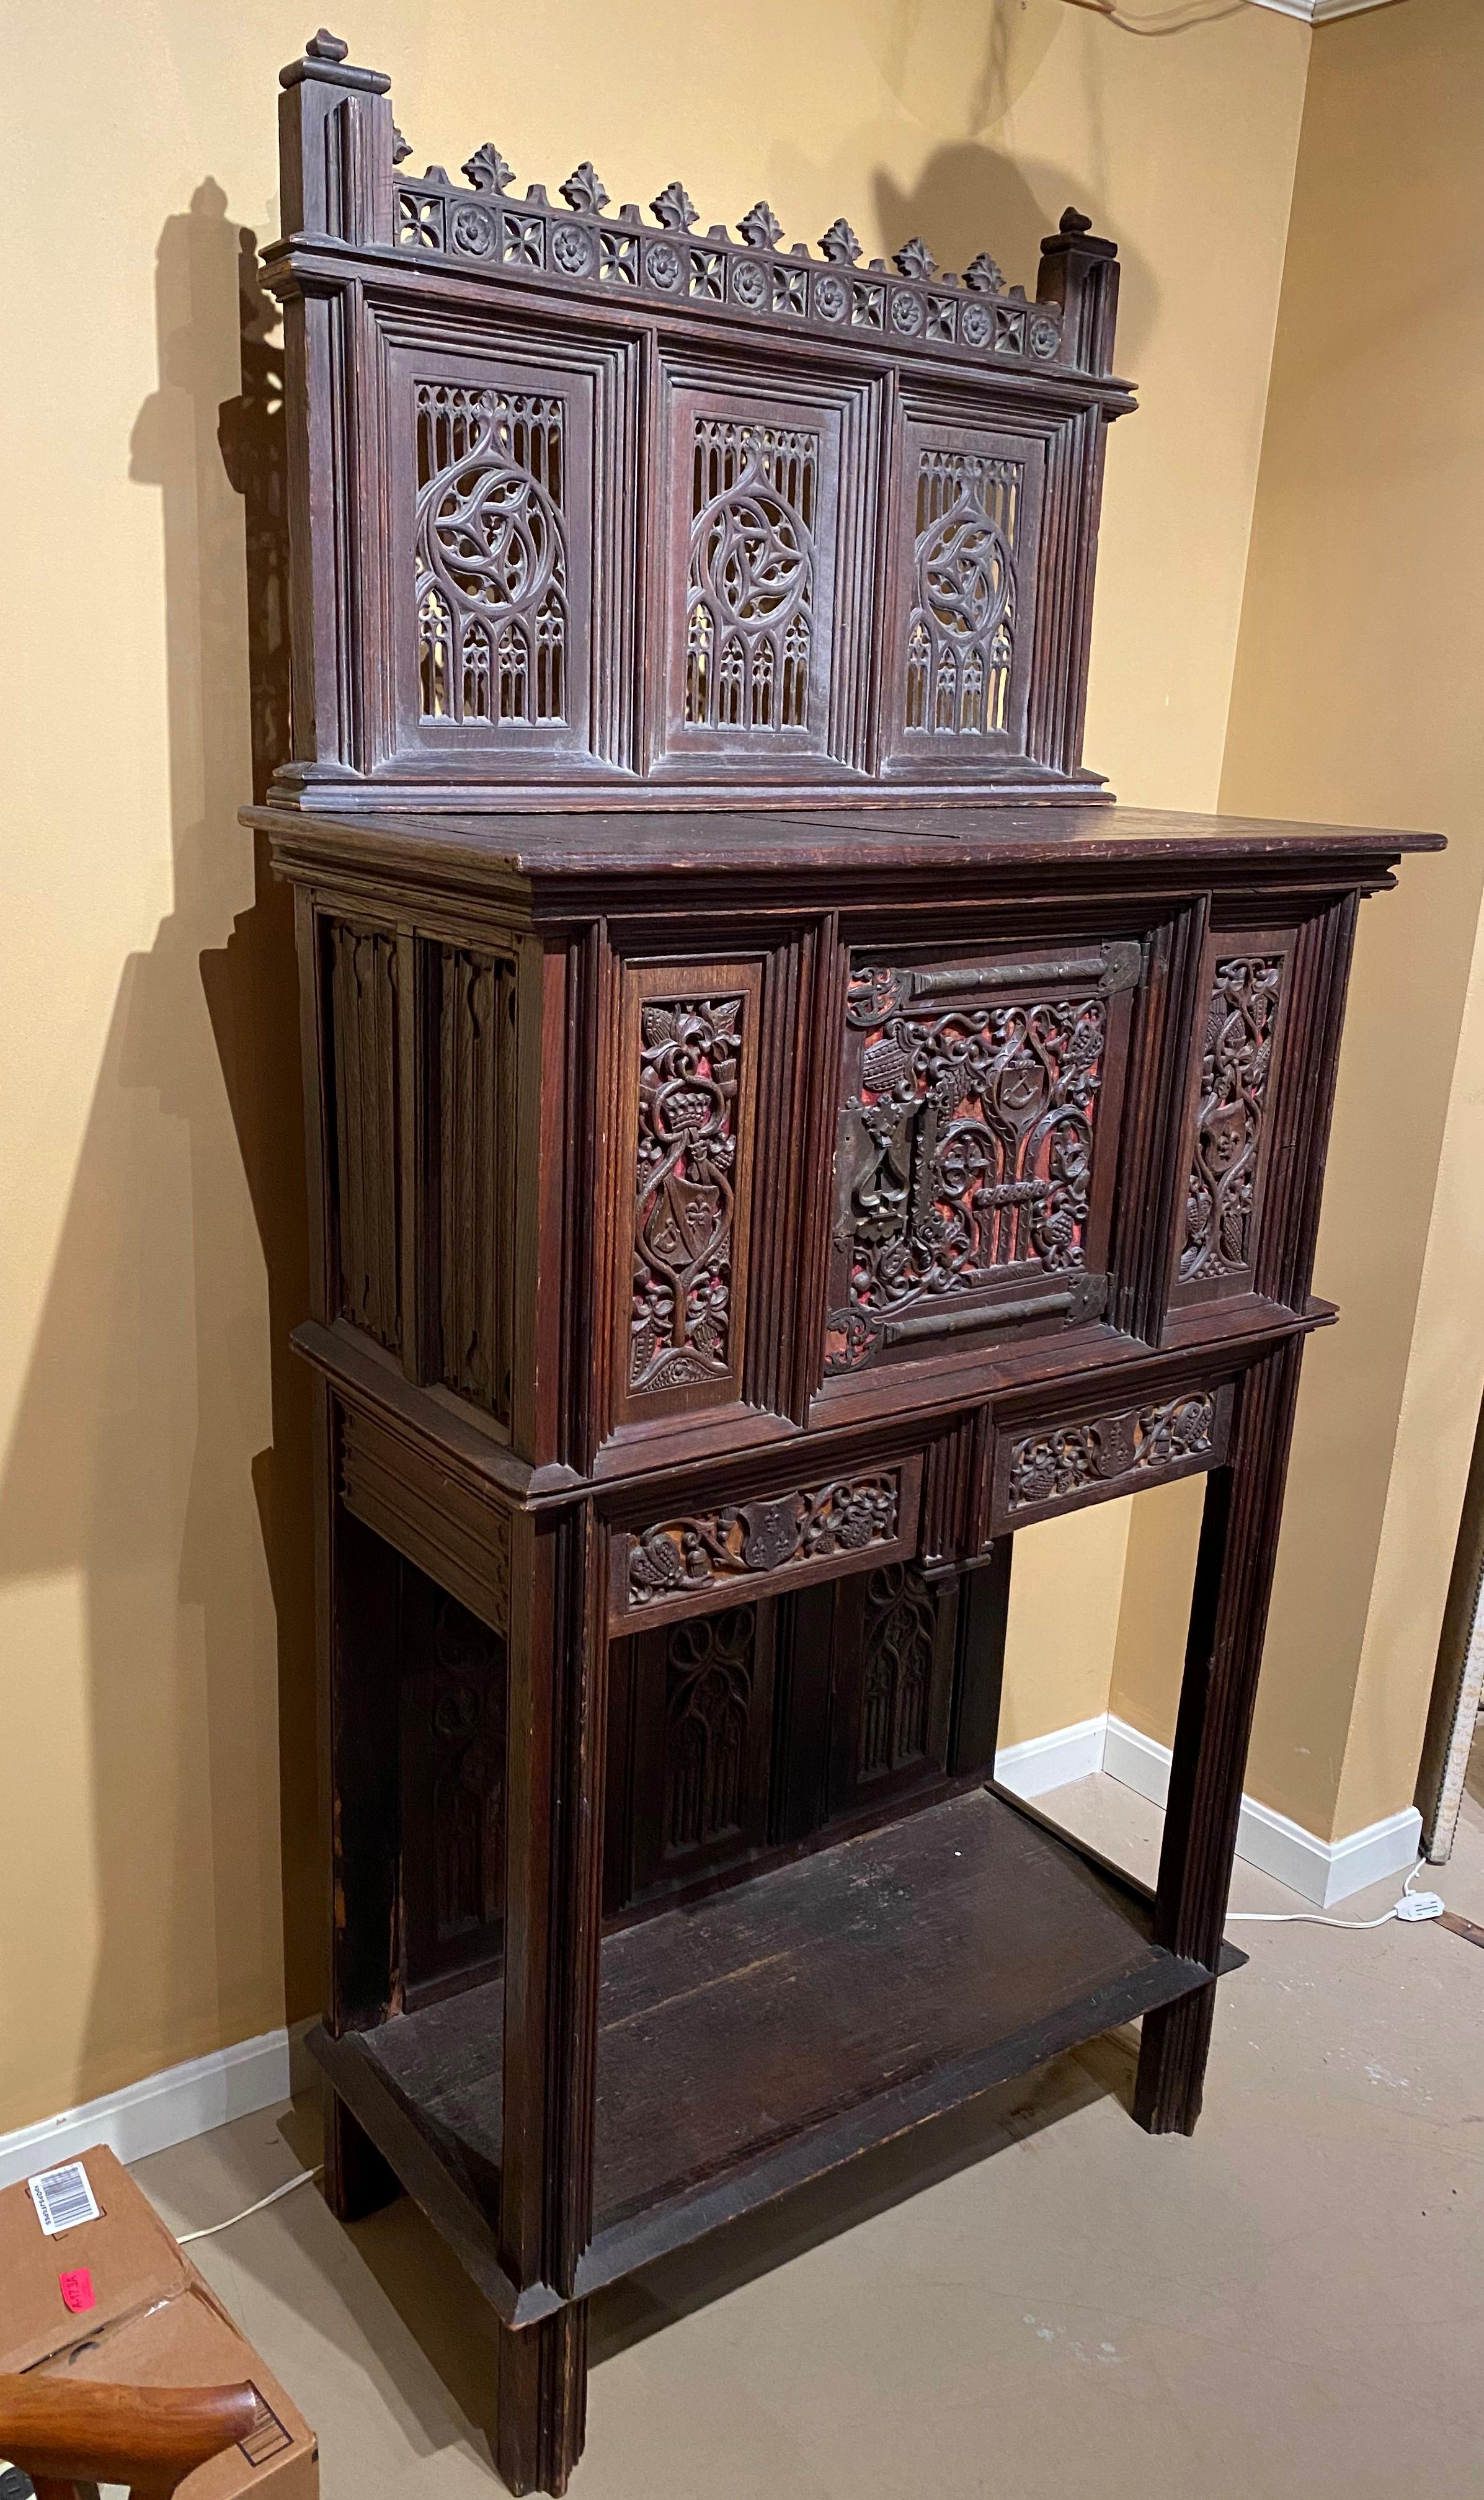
[0,179,319,2115]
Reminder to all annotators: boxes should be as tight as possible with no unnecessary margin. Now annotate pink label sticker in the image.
[58,2267,95,2313]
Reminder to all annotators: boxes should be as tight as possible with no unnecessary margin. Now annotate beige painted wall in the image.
[1113,0,1484,1844]
[0,0,1311,2135]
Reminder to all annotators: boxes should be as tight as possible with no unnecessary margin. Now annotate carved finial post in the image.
[1037,203,1119,377]
[278,29,396,244]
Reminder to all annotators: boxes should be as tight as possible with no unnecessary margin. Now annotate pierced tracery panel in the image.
[683,419,819,734]
[905,450,1021,737]
[413,380,570,729]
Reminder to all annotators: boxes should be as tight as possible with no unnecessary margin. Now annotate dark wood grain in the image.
[257,32,1441,2493]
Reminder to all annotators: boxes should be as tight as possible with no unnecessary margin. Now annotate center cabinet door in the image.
[822,934,1140,1380]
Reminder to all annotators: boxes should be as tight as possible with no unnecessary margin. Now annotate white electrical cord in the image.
[1226,1859,1446,1931]
[176,2166,322,2244]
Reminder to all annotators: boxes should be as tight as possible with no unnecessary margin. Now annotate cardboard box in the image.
[0,2146,317,2500]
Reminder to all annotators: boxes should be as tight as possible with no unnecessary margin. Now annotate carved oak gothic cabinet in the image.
[247,32,1440,2493]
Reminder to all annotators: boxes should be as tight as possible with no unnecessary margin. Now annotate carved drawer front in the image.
[614,958,764,1428]
[609,1454,924,1631]
[825,938,1139,1374]
[1170,932,1295,1310]
[987,1380,1233,1534]
[882,415,1046,776]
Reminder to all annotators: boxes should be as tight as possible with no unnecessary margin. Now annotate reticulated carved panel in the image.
[824,943,1137,1375]
[989,1382,1232,1532]
[389,345,598,767]
[414,382,569,730]
[434,944,517,1423]
[272,35,1129,806]
[613,1461,918,1629]
[326,919,401,1353]
[685,419,817,734]
[885,419,1046,773]
[1172,947,1291,1306]
[661,386,847,767]
[400,1570,507,1990]
[613,960,763,1429]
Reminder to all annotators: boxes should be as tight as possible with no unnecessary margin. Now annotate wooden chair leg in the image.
[496,2305,589,2498]
[1135,1339,1305,2136]
[322,2088,399,2222]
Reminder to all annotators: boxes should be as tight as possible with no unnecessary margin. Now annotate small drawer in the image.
[609,1454,923,1630]
[986,1379,1232,1535]
[824,935,1139,1376]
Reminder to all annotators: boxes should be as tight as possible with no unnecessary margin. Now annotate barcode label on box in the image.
[27,2160,102,2237]
[239,2389,292,2467]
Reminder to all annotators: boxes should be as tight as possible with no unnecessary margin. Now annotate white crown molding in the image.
[997,1713,1421,1906]
[1248,0,1402,23]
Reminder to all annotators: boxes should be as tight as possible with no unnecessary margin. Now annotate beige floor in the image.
[135,1753,1484,2500]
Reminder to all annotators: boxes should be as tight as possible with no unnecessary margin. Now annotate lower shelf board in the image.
[310,1783,1235,2321]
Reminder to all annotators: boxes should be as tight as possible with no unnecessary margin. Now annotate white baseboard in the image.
[998,1713,1421,1908]
[0,2021,313,2193]
[993,1714,1110,1799]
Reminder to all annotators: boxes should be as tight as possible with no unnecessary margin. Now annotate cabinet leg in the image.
[1134,1980,1217,2136]
[1134,1340,1305,2137]
[497,2305,589,2497]
[322,2086,399,2221]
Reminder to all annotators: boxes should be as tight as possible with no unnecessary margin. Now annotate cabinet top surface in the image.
[248,799,1442,891]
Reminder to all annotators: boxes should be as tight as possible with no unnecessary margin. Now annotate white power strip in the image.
[1228,1861,1445,1931]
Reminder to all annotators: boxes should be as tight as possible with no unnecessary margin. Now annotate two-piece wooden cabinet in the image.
[249,32,1440,2492]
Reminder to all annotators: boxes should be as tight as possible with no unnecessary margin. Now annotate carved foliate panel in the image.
[825,943,1137,1374]
[434,945,517,1422]
[1172,947,1291,1306]
[400,1572,508,1990]
[989,1382,1232,1532]
[613,960,763,1429]
[390,349,597,765]
[885,422,1045,768]
[613,1458,919,1628]
[326,919,401,1353]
